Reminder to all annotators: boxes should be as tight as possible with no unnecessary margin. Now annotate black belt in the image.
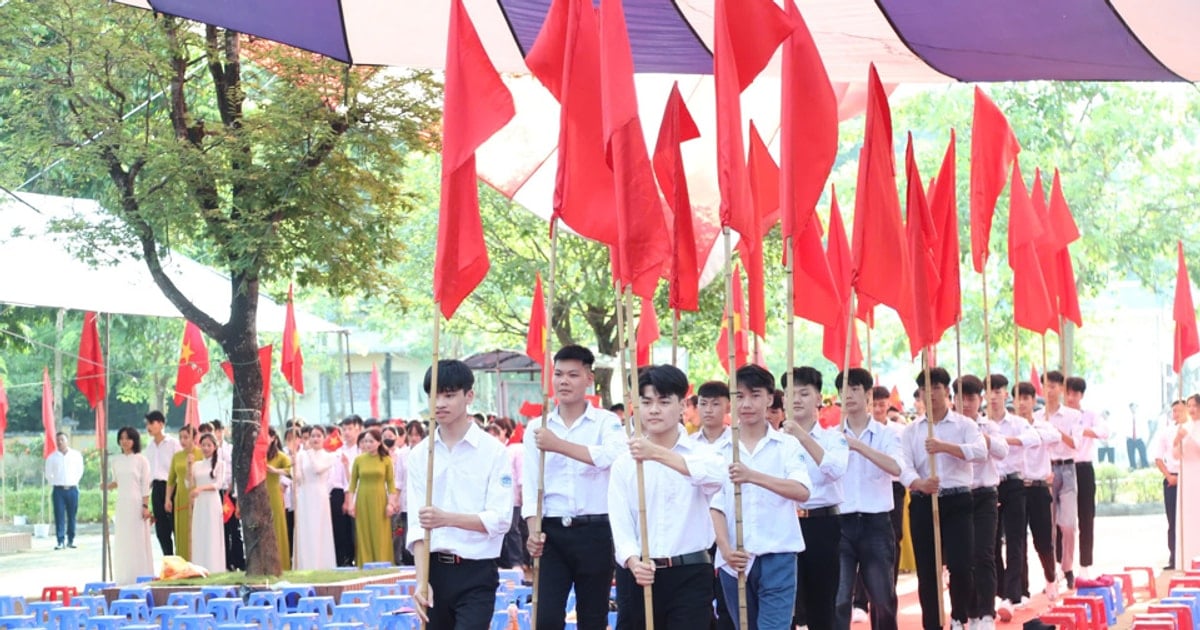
[911,486,970,499]
[1024,479,1047,488]
[797,506,840,519]
[1051,458,1074,466]
[53,485,76,490]
[433,553,491,565]
[543,514,608,528]
[971,486,998,496]
[651,550,710,568]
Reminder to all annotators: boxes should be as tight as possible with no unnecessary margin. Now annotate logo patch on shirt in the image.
[501,474,513,488]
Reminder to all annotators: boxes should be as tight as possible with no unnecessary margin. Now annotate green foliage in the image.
[1094,463,1169,505]
[4,488,104,523]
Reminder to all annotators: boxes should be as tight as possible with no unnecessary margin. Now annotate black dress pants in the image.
[535,519,614,630]
[428,557,499,630]
[969,487,998,619]
[151,480,173,556]
[1025,483,1056,587]
[615,562,713,630]
[795,513,841,629]
[995,478,1027,603]
[910,492,974,629]
[329,489,356,566]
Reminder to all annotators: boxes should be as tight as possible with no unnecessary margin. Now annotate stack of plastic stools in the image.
[1148,603,1195,630]
[380,613,418,630]
[331,603,371,626]
[1132,613,1181,629]
[246,592,287,614]
[1161,597,1200,628]
[1172,588,1200,616]
[277,612,320,630]
[235,605,280,629]
[1170,577,1200,594]
[295,597,335,624]
[174,614,219,630]
[47,606,89,630]
[167,592,204,614]
[1062,595,1109,629]
[1077,583,1119,620]
[1127,566,1161,599]
[150,604,188,629]
[72,595,106,617]
[277,587,316,614]
[0,613,36,628]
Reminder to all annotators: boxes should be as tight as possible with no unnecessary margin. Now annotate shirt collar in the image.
[550,402,600,427]
[434,421,484,448]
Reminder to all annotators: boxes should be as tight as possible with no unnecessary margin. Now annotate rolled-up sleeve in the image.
[405,447,426,552]
[986,424,1009,460]
[683,452,726,497]
[521,424,539,520]
[587,421,628,470]
[607,459,638,566]
[899,424,921,488]
[479,443,514,538]
[960,422,987,463]
[783,441,814,493]
[818,432,850,482]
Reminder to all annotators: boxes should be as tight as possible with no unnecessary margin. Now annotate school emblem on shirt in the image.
[501,474,513,488]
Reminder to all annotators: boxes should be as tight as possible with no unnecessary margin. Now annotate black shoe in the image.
[1064,571,1075,589]
[67,543,76,549]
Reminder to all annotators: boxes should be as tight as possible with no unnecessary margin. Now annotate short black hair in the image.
[987,374,1010,391]
[423,359,475,394]
[872,386,890,401]
[1043,370,1065,385]
[770,389,785,410]
[1172,399,1186,408]
[781,367,823,392]
[209,420,224,431]
[735,364,776,393]
[553,344,595,368]
[835,368,873,391]
[916,367,952,389]
[364,418,382,428]
[1190,393,1200,406]
[697,380,730,399]
[638,364,689,400]
[145,410,165,424]
[609,403,625,413]
[1065,376,1086,393]
[117,427,142,453]
[1013,382,1037,398]
[952,375,984,397]
[340,414,363,427]
[55,432,67,440]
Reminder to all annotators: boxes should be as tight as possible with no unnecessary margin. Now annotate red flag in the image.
[715,0,792,235]
[1031,365,1045,398]
[598,0,669,298]
[370,364,381,419]
[173,321,210,406]
[222,493,235,524]
[0,377,8,457]
[653,83,702,312]
[636,297,659,367]
[433,0,515,319]
[246,345,274,492]
[1030,169,1063,334]
[1174,241,1199,374]
[792,209,841,329]
[1007,160,1054,334]
[75,312,106,409]
[716,264,750,373]
[928,130,961,340]
[42,367,55,459]
[519,401,544,419]
[526,273,547,365]
[738,122,779,338]
[323,428,343,452]
[184,387,201,429]
[527,0,616,246]
[851,65,912,330]
[889,386,903,411]
[1049,170,1082,328]
[904,134,940,357]
[969,87,1021,273]
[281,284,305,394]
[780,0,838,249]
[823,189,863,368]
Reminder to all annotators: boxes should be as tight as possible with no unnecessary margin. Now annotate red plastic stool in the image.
[1040,612,1083,630]
[1168,577,1200,593]
[1148,604,1194,630]
[1045,605,1089,630]
[41,586,77,606]
[1110,573,1137,606]
[1062,595,1107,630]
[1133,612,1180,629]
[1191,556,1199,571]
[1127,566,1160,599]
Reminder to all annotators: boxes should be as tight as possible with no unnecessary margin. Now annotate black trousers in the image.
[1075,462,1096,567]
[709,543,735,630]
[1024,484,1055,589]
[536,519,614,630]
[890,481,906,581]
[428,557,498,630]
[970,488,998,619]
[329,489,356,566]
[221,491,245,571]
[795,514,841,629]
[499,507,526,570]
[995,478,1027,604]
[910,492,974,629]
[615,562,713,630]
[151,480,173,556]
[1165,478,1178,567]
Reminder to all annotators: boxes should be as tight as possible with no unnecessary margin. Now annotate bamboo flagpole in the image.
[722,228,749,630]
[625,286,655,629]
[921,348,946,627]
[290,389,299,571]
[417,313,441,627]
[616,286,632,439]
[671,309,679,367]
[784,235,795,435]
[841,290,858,432]
[866,320,873,376]
[101,313,112,581]
[983,271,992,392]
[531,221,559,629]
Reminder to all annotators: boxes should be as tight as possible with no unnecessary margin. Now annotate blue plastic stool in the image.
[294,597,334,622]
[1161,597,1200,628]
[48,605,90,629]
[110,599,151,622]
[117,586,152,607]
[149,604,188,630]
[362,562,392,570]
[166,592,205,614]
[235,605,279,629]
[136,576,156,584]
[245,592,285,614]
[490,610,511,630]
[199,588,237,604]
[1076,585,1117,624]
[330,604,370,625]
[363,584,400,599]
[0,597,22,617]
[174,614,218,630]
[215,625,256,630]
[26,601,58,625]
[0,614,35,629]
[277,612,319,630]
[608,611,617,628]
[379,613,418,630]
[1173,588,1200,611]
[277,588,316,614]
[204,598,243,624]
[1111,579,1126,614]
[71,595,106,617]
[339,591,373,607]
[494,593,510,612]
[372,596,413,618]
[84,616,128,630]
[81,584,115,596]
[513,586,533,609]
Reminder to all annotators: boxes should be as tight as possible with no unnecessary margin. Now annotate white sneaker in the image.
[950,620,966,630]
[1044,581,1059,602]
[1078,566,1090,579]
[1016,596,1031,609]
[967,618,980,630]
[978,616,996,630]
[996,600,1014,622]
[851,607,868,624]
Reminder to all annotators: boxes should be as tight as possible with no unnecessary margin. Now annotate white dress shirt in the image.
[899,412,986,490]
[520,404,625,520]
[711,427,813,575]
[991,411,1040,478]
[218,442,233,491]
[1073,409,1110,462]
[327,443,359,492]
[1150,422,1183,474]
[45,448,85,487]
[1035,405,1083,462]
[145,435,181,481]
[608,425,725,566]
[1023,418,1061,480]
[406,422,513,559]
[393,445,409,511]
[971,418,1010,489]
[840,419,905,514]
[795,424,849,510]
[506,443,523,508]
[690,426,732,451]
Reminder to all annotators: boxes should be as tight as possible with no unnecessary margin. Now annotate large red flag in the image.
[1007,160,1054,334]
[822,190,863,368]
[904,134,940,357]
[173,321,209,406]
[526,273,547,365]
[851,65,912,329]
[370,364,381,419]
[780,0,838,250]
[1030,169,1063,334]
[653,83,702,312]
[527,0,616,247]
[1049,170,1083,327]
[738,122,779,338]
[1174,241,1199,374]
[0,377,7,457]
[792,210,840,328]
[281,284,305,394]
[433,0,515,319]
[928,131,961,340]
[636,297,659,367]
[598,0,669,298]
[716,264,750,373]
[970,87,1021,273]
[75,311,106,409]
[42,367,55,459]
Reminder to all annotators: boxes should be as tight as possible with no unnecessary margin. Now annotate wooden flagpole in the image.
[866,321,873,377]
[1014,324,1020,397]
[983,270,992,391]
[671,309,679,367]
[723,227,749,630]
[921,348,946,628]
[784,236,795,431]
[530,221,558,629]
[841,290,858,432]
[616,285,632,438]
[290,389,299,570]
[100,312,112,581]
[625,286,655,629]
[417,311,441,628]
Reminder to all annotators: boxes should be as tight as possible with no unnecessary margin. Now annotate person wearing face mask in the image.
[295,425,337,570]
[381,424,412,566]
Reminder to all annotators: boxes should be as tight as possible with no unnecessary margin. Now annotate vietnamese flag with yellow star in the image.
[281,283,305,394]
[173,321,210,406]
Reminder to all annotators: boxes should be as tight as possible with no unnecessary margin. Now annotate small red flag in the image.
[0,377,8,457]
[433,0,515,319]
[173,321,210,406]
[738,122,779,338]
[903,133,940,357]
[75,312,106,409]
[928,130,961,341]
[970,87,1021,273]
[281,284,305,394]
[42,367,55,459]
[526,273,547,366]
[370,364,381,419]
[1007,160,1054,334]
[519,401,544,419]
[1049,170,1082,328]
[653,83,702,313]
[222,493,235,524]
[636,296,659,367]
[323,427,343,452]
[1174,241,1199,374]
[1031,365,1045,398]
[716,264,750,374]
[823,189,863,368]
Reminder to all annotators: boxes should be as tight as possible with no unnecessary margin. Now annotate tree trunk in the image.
[594,366,614,408]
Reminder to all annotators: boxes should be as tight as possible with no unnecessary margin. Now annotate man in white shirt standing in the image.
[45,432,85,550]
[988,375,1041,622]
[902,368,986,630]
[1016,382,1062,602]
[609,364,725,629]
[143,410,180,556]
[1151,399,1186,569]
[329,415,362,567]
[1036,370,1083,589]
[1063,376,1108,578]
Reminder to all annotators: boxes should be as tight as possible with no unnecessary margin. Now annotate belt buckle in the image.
[797,509,809,518]
[561,516,572,528]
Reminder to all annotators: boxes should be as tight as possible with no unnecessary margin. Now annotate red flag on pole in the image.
[1031,365,1045,398]
[1007,160,1054,334]
[173,321,210,406]
[716,264,750,373]
[0,377,8,456]
[241,345,274,492]
[653,83,702,312]
[823,189,863,368]
[526,273,547,365]
[1174,240,1199,374]
[1049,170,1083,328]
[792,209,840,329]
[370,364,381,419]
[42,367,55,459]
[433,0,515,319]
[636,297,659,367]
[903,133,940,357]
[281,284,305,394]
[739,122,779,338]
[75,311,106,409]
[970,87,1021,273]
[1030,169,1064,334]
[928,130,961,340]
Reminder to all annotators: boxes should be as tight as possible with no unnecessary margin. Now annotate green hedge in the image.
[4,488,108,523]
[1095,463,1165,504]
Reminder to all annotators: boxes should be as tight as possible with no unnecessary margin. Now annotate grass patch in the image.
[149,568,402,587]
